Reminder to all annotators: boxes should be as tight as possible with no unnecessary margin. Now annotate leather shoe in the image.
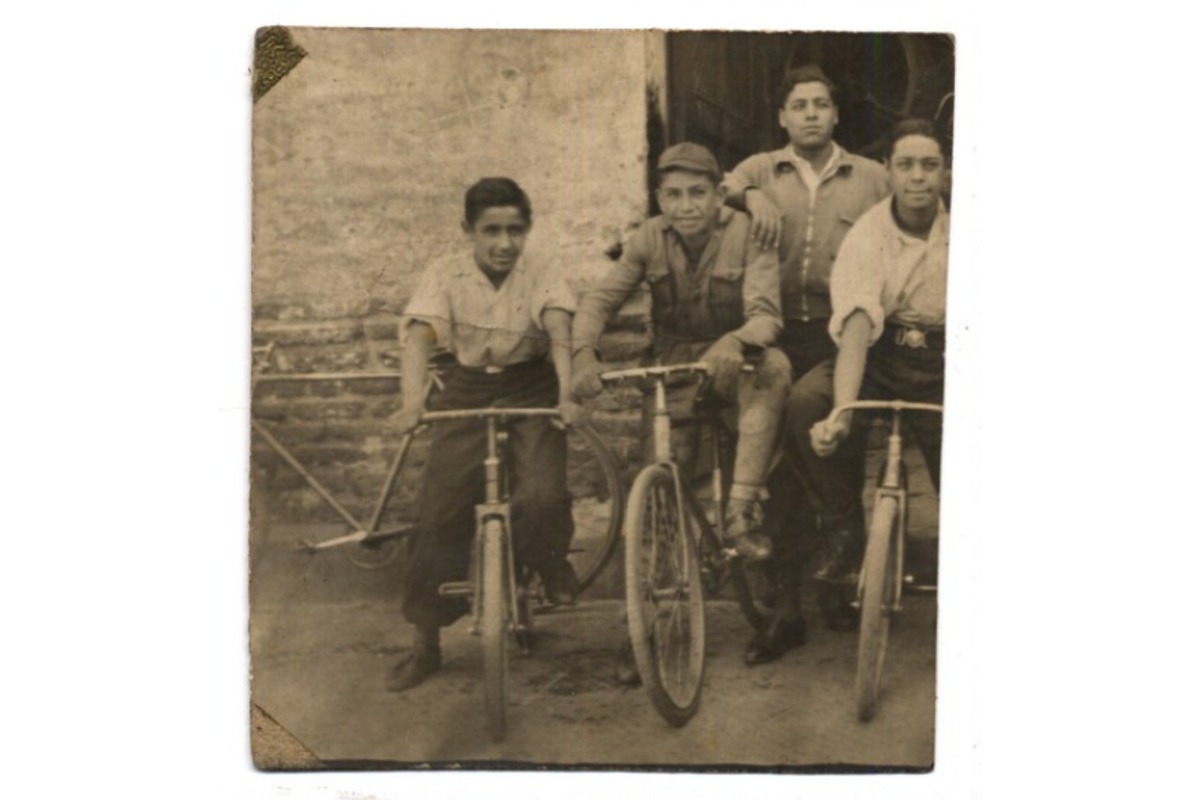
[818,583,859,633]
[744,616,807,666]
[386,650,441,693]
[812,529,862,582]
[540,560,581,606]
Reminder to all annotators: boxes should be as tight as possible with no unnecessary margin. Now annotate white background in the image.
[3,2,1198,798]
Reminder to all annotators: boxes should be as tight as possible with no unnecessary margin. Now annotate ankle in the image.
[413,625,441,656]
[729,482,767,505]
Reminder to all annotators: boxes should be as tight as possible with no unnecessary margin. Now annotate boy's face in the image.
[463,206,529,274]
[778,81,837,152]
[887,135,947,215]
[656,170,724,240]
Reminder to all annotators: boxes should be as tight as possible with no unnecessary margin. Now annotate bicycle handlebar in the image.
[599,361,755,384]
[417,407,562,424]
[827,400,943,424]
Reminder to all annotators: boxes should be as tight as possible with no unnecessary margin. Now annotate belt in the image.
[885,323,945,350]
[455,359,546,375]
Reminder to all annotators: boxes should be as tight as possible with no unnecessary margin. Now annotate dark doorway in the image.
[664,32,955,172]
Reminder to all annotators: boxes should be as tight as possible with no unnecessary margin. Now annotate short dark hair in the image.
[776,64,838,109]
[463,177,532,227]
[885,118,951,163]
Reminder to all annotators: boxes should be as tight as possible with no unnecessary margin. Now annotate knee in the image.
[738,348,792,407]
[785,372,833,433]
[761,348,793,382]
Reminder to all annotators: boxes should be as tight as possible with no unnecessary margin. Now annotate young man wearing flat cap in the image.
[574,144,792,681]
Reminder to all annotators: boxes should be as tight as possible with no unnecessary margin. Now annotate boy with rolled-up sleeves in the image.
[388,177,583,692]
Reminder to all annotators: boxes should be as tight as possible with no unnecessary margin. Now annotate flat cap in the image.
[656,142,721,181]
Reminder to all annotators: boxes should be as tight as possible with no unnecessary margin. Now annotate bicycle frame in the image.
[251,343,440,552]
[600,363,732,552]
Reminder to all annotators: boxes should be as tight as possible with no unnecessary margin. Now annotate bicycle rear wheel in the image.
[565,424,623,593]
[480,519,508,742]
[625,465,706,726]
[855,495,900,722]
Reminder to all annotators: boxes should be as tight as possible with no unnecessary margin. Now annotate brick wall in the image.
[251,30,664,536]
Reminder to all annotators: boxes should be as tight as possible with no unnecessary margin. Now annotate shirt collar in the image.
[886,197,950,251]
[771,142,850,177]
[451,255,526,281]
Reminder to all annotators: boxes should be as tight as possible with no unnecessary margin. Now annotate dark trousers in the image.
[754,319,842,608]
[778,319,839,386]
[402,360,572,629]
[785,330,945,526]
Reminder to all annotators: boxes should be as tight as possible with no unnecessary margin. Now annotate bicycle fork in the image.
[856,414,909,614]
[437,418,525,640]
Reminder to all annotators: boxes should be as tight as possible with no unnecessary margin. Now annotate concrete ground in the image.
[252,588,934,770]
[250,441,938,772]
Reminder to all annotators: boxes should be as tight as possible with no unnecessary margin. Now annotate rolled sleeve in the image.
[531,267,577,330]
[828,223,887,346]
[401,263,452,347]
[722,153,770,208]
[729,243,782,348]
[572,235,649,355]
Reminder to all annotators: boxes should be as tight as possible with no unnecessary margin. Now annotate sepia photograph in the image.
[249,27,955,770]
[15,2,1200,798]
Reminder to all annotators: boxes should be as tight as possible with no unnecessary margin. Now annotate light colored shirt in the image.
[789,142,844,199]
[573,207,782,360]
[724,145,890,322]
[402,255,576,368]
[828,196,950,346]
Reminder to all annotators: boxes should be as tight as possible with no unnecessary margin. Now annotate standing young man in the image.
[796,119,950,607]
[723,64,890,657]
[724,64,890,381]
[388,178,583,692]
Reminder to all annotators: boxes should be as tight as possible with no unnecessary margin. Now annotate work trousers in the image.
[402,360,572,629]
[642,341,791,496]
[742,319,841,606]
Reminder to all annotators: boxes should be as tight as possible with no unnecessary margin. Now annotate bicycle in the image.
[820,399,943,722]
[598,362,771,726]
[251,344,624,597]
[411,406,622,741]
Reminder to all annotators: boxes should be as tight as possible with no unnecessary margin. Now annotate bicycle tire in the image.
[625,465,706,726]
[855,494,900,722]
[565,424,624,593]
[481,519,508,742]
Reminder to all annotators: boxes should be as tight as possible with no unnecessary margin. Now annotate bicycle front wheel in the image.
[855,495,900,722]
[480,519,509,742]
[625,465,706,726]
